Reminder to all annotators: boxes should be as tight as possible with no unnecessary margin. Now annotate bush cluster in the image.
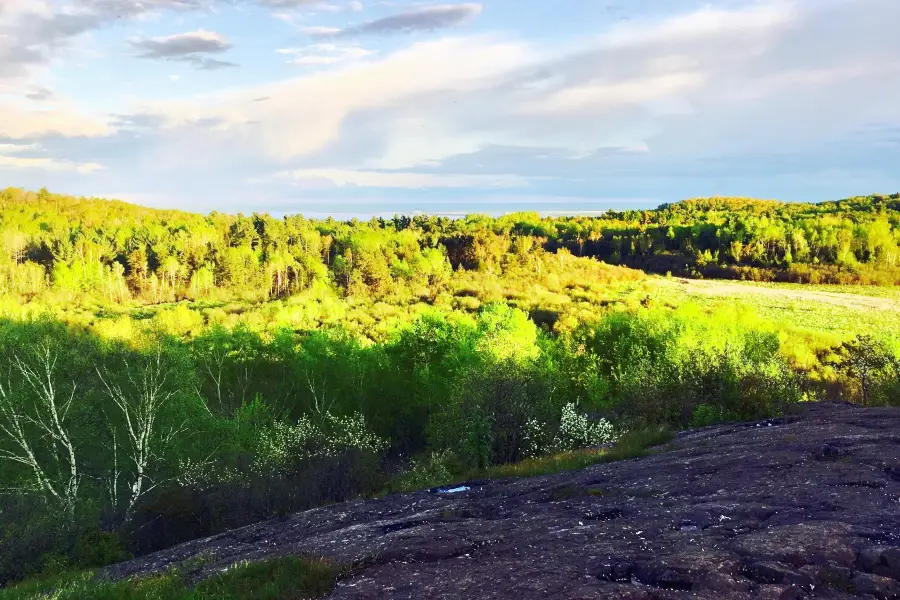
[0,302,891,585]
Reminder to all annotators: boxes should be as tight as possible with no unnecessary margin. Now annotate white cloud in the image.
[277,43,336,53]
[290,55,342,65]
[0,142,36,153]
[129,35,531,164]
[278,43,374,65]
[0,104,114,138]
[301,26,342,36]
[269,168,532,189]
[0,155,104,173]
[524,72,706,115]
[599,2,795,48]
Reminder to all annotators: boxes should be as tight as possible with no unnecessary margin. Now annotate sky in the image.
[0,0,899,217]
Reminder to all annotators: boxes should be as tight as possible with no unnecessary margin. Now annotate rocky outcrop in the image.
[104,403,900,599]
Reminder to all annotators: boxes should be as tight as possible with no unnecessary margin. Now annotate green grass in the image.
[648,277,900,338]
[730,281,900,299]
[386,426,676,492]
[0,556,341,600]
[191,556,340,599]
[481,427,675,480]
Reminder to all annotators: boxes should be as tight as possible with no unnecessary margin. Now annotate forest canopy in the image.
[2,187,900,307]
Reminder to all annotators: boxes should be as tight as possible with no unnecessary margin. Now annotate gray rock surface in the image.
[104,402,900,599]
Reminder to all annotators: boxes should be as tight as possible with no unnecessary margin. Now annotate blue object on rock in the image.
[438,486,471,494]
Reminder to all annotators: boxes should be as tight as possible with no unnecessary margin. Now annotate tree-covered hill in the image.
[2,188,900,306]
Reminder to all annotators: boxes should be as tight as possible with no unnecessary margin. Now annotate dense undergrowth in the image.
[2,303,896,588]
[2,189,900,590]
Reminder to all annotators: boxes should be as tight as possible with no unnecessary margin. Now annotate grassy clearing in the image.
[647,277,900,339]
[0,556,340,600]
[482,427,675,480]
[756,282,900,298]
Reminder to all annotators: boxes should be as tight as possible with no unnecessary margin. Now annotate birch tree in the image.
[0,343,80,520]
[192,326,257,415]
[97,344,184,524]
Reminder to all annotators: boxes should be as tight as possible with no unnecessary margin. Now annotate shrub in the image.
[0,496,75,585]
[434,361,556,469]
[575,309,803,427]
[130,449,386,556]
[393,450,457,492]
[72,530,132,570]
[834,335,899,405]
[524,403,617,458]
[128,410,389,555]
[253,412,387,474]
[691,403,728,427]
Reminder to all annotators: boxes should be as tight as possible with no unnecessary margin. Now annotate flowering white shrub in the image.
[556,403,617,451]
[524,403,618,458]
[176,411,387,486]
[522,417,551,459]
[254,419,319,471]
[253,411,387,473]
[176,458,241,490]
[319,412,388,456]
